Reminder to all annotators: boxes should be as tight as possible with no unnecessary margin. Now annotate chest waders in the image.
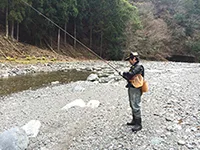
[126,64,143,132]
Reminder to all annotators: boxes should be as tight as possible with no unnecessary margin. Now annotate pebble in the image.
[177,140,186,145]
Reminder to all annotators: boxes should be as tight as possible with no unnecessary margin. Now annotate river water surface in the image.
[0,69,91,96]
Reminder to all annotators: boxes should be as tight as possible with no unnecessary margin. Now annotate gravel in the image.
[0,60,200,150]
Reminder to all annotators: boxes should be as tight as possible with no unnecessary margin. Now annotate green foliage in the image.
[0,0,8,8]
[8,0,27,23]
[186,40,200,53]
[68,0,78,17]
[85,0,141,59]
[175,0,200,32]
[0,0,141,60]
[174,14,186,25]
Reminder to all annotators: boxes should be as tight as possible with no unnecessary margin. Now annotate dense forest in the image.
[0,0,200,61]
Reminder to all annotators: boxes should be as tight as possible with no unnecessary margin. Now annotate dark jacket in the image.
[122,62,144,88]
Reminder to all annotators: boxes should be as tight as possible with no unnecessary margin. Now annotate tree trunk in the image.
[16,22,19,41]
[57,28,60,51]
[49,30,52,47]
[89,5,92,49]
[11,20,14,41]
[89,14,93,49]
[74,20,76,48]
[64,23,67,45]
[89,26,92,48]
[5,7,9,38]
[100,30,103,57]
[50,36,53,48]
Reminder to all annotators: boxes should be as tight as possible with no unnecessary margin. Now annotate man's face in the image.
[129,57,137,65]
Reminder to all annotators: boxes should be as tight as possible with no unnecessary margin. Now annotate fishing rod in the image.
[20,0,120,74]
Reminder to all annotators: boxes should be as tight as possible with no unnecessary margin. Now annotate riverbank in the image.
[0,60,200,150]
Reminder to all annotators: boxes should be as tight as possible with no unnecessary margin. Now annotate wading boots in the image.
[132,118,142,132]
[127,116,136,126]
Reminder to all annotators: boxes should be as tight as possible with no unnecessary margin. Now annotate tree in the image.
[100,0,140,59]
[9,0,27,41]
[0,0,9,38]
[68,0,78,48]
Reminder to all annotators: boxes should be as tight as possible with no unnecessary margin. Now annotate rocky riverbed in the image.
[0,60,200,150]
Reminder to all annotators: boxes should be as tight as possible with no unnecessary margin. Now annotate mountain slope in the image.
[0,33,96,63]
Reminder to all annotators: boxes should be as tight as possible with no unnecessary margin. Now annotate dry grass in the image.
[0,33,97,64]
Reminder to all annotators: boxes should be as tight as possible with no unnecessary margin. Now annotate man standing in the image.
[120,52,144,132]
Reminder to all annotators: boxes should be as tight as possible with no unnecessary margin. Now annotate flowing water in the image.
[0,70,91,96]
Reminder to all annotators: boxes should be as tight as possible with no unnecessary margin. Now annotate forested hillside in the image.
[129,0,200,62]
[0,0,200,61]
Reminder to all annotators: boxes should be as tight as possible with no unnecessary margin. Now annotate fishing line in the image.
[20,0,120,73]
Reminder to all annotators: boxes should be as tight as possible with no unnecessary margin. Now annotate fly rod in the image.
[20,0,120,74]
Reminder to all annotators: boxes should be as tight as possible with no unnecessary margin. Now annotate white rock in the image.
[195,133,200,137]
[191,127,197,132]
[87,74,98,81]
[186,143,195,149]
[93,81,99,84]
[40,147,49,150]
[0,127,29,150]
[22,120,41,138]
[174,124,182,130]
[87,100,100,108]
[71,85,85,92]
[51,81,59,85]
[177,140,186,145]
[150,137,164,145]
[62,99,86,110]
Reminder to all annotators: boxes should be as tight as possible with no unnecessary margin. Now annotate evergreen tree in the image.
[9,0,27,41]
[0,0,9,37]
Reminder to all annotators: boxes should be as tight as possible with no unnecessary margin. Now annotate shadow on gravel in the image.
[0,69,91,96]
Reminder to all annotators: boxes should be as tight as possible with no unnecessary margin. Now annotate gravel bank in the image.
[0,60,200,150]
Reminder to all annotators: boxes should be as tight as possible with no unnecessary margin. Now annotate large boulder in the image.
[86,74,98,82]
[0,127,29,150]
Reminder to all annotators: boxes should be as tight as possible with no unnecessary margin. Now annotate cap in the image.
[125,52,139,61]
